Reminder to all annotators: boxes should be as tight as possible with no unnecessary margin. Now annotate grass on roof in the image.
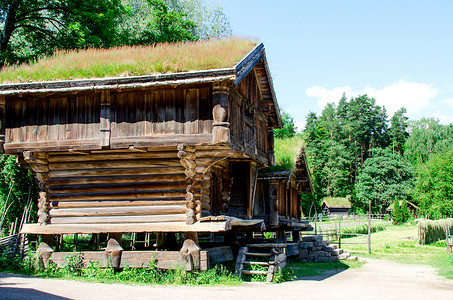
[262,135,303,172]
[322,197,351,207]
[0,37,257,84]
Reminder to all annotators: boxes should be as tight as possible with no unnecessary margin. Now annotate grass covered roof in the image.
[322,197,352,208]
[0,37,257,84]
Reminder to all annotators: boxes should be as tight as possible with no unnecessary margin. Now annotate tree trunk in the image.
[0,0,20,68]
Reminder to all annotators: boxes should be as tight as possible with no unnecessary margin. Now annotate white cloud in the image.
[305,80,440,118]
[305,85,353,109]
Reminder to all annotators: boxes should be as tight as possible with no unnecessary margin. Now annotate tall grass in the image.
[0,37,257,84]
[341,223,387,237]
[265,136,303,172]
[418,218,453,245]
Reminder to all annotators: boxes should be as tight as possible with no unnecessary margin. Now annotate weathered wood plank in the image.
[48,191,186,202]
[47,167,185,178]
[21,221,232,234]
[53,200,187,209]
[45,174,186,186]
[49,205,186,217]
[50,214,187,224]
[48,159,182,170]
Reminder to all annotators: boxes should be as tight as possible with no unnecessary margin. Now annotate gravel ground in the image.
[1,258,453,300]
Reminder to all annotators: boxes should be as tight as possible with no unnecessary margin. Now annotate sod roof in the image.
[322,197,352,208]
[0,38,257,84]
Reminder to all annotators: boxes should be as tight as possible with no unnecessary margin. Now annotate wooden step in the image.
[241,270,268,275]
[246,243,289,248]
[244,252,272,257]
[243,261,270,266]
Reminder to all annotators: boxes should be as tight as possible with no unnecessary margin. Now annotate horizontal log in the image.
[4,139,102,154]
[48,152,179,163]
[45,174,186,187]
[48,191,187,202]
[48,167,186,178]
[50,250,205,270]
[48,159,182,171]
[48,182,186,194]
[21,220,232,234]
[50,214,187,224]
[52,200,187,209]
[109,134,212,149]
[49,205,186,217]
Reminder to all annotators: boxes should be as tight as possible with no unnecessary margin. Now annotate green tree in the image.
[0,155,38,235]
[166,0,232,40]
[389,107,409,155]
[274,112,296,139]
[404,118,453,167]
[0,0,125,67]
[391,198,410,224]
[354,148,414,213]
[413,148,453,218]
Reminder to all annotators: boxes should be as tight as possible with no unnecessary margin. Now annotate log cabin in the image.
[0,39,308,272]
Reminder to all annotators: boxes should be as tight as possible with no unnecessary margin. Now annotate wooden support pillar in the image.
[37,191,50,225]
[267,129,275,166]
[179,232,201,271]
[38,235,54,268]
[0,95,5,154]
[269,180,279,226]
[178,144,199,224]
[105,233,123,268]
[292,230,300,243]
[276,230,286,243]
[212,83,230,144]
[247,162,258,219]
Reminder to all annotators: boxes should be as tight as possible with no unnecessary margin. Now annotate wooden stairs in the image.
[235,243,287,282]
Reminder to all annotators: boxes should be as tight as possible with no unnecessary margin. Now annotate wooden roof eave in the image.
[293,147,315,193]
[233,43,282,128]
[0,68,237,96]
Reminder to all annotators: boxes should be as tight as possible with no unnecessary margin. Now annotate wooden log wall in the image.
[21,145,241,227]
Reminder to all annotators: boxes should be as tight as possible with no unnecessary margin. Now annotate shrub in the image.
[418,218,453,245]
[392,199,410,224]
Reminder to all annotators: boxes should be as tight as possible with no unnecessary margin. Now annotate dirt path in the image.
[1,258,452,300]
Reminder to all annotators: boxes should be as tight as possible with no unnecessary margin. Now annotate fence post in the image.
[314,215,317,235]
[446,225,451,255]
[368,213,371,254]
[338,216,341,249]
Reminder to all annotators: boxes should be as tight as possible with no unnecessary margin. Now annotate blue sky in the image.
[221,0,453,130]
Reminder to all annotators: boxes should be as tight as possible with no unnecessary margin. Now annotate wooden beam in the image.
[49,205,186,217]
[21,221,232,234]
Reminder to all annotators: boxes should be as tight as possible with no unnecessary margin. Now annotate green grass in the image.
[0,37,256,84]
[262,136,303,172]
[342,223,453,279]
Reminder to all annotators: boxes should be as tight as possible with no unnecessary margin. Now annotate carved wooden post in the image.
[212,84,230,144]
[0,95,5,154]
[37,192,51,225]
[104,233,123,268]
[23,151,51,225]
[179,232,201,271]
[38,235,54,268]
[178,144,198,224]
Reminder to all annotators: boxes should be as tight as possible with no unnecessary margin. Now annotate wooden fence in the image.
[301,214,391,254]
[0,234,29,258]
